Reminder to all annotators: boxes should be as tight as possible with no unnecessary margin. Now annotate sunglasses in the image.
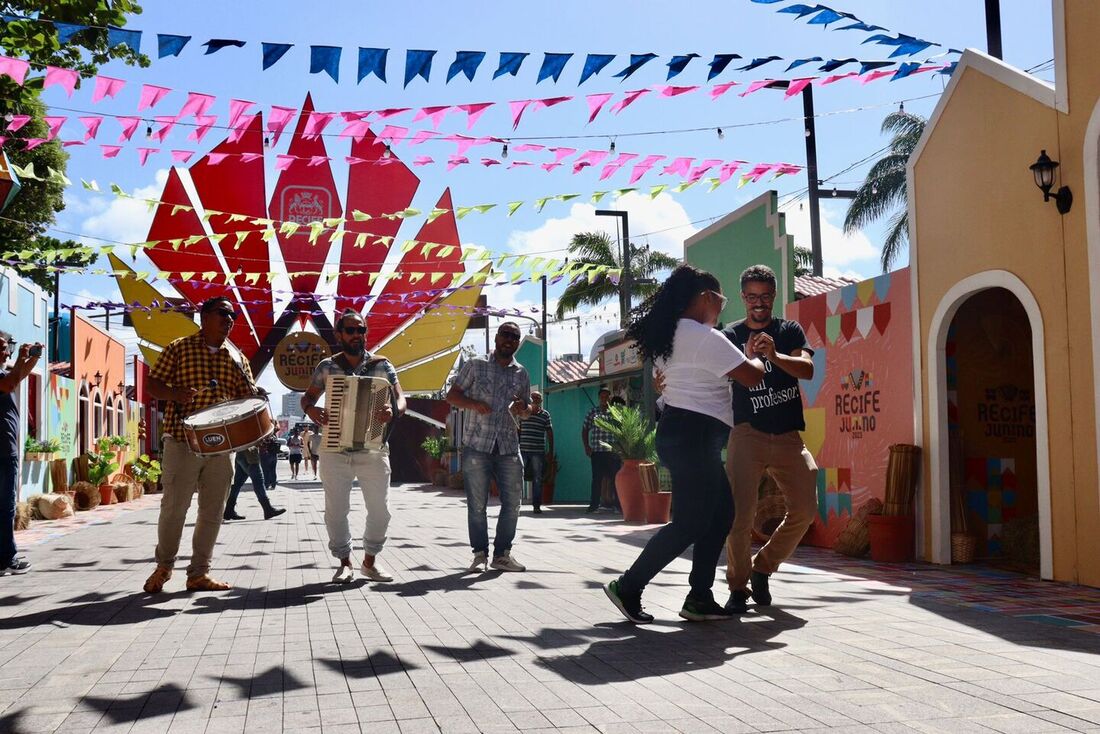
[341,326,368,335]
[498,331,521,341]
[213,309,237,319]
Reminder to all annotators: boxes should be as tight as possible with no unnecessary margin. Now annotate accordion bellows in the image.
[321,375,392,452]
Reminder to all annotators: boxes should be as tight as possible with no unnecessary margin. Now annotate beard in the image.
[342,342,365,356]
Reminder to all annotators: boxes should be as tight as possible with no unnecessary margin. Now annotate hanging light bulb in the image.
[716,127,724,140]
[263,136,271,149]
[899,101,905,113]
[871,184,879,195]
[501,141,509,159]
[145,121,153,139]
[2,112,13,123]
[383,144,392,159]
[609,138,616,153]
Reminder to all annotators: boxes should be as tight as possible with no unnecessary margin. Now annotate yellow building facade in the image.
[910,0,1100,585]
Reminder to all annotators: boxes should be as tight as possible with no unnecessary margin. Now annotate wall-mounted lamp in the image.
[116,380,125,397]
[92,371,102,387]
[1030,150,1073,214]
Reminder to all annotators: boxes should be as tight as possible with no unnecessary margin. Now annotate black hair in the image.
[199,295,233,314]
[335,308,365,332]
[740,264,777,291]
[497,321,521,334]
[626,264,720,362]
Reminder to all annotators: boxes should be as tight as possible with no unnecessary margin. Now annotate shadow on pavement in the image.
[318,650,418,678]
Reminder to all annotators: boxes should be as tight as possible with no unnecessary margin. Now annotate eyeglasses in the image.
[742,292,775,304]
[215,309,237,319]
[704,290,729,310]
[341,326,367,335]
[498,331,521,341]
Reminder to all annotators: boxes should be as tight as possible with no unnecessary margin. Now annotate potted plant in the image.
[24,437,41,462]
[88,441,120,506]
[594,404,656,524]
[130,454,162,495]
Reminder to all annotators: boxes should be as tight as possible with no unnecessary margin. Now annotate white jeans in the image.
[320,450,391,559]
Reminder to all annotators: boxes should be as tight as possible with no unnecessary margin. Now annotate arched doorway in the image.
[927,271,1052,579]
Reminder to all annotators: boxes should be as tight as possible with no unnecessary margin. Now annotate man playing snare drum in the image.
[143,296,263,594]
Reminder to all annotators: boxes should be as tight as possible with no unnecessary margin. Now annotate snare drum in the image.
[183,397,275,456]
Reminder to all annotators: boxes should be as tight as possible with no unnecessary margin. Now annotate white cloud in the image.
[505,191,697,260]
[79,169,170,247]
[778,199,879,270]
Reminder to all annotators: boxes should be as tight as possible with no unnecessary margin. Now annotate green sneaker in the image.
[604,578,654,624]
[679,596,735,622]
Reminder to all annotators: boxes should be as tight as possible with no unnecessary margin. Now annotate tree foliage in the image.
[555,231,679,319]
[842,110,926,272]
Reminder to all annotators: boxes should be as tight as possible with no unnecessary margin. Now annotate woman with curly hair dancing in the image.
[604,264,764,623]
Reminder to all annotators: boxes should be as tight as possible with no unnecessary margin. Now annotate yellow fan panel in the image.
[109,253,199,347]
[379,267,489,368]
[394,350,460,393]
[138,344,163,369]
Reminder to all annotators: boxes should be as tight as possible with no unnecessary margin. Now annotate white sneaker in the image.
[332,565,355,584]
[468,551,488,573]
[490,553,526,572]
[361,562,393,582]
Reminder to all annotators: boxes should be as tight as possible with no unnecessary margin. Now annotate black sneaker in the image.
[680,596,735,621]
[604,578,654,624]
[751,570,772,606]
[585,506,599,514]
[2,557,30,575]
[223,511,245,521]
[725,590,750,614]
[263,508,287,520]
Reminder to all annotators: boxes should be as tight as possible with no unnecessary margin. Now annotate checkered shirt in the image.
[453,355,530,454]
[583,406,617,453]
[150,333,257,441]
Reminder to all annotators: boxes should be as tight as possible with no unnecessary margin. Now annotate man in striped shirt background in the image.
[518,392,554,515]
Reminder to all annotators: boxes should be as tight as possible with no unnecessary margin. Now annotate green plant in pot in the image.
[131,454,162,492]
[420,435,450,485]
[87,444,120,506]
[594,404,656,523]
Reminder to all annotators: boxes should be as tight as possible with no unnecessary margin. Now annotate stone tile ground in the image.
[3,466,1100,733]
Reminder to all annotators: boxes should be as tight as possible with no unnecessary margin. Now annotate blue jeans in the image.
[226,453,275,515]
[621,407,733,599]
[462,448,522,557]
[261,452,278,488]
[0,456,17,566]
[520,450,545,509]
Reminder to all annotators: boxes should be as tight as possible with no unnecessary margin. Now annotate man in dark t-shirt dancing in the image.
[722,265,818,614]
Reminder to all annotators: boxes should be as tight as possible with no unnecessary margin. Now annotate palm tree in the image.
[554,231,679,320]
[793,246,814,277]
[843,110,926,272]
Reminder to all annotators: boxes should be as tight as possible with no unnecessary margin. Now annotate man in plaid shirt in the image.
[446,322,531,573]
[582,386,622,513]
[142,296,262,594]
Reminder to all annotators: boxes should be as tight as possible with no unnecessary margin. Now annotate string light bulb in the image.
[263,136,271,149]
[609,139,616,153]
[501,142,509,159]
[899,101,905,113]
[383,144,392,159]
[716,127,725,140]
[145,121,153,139]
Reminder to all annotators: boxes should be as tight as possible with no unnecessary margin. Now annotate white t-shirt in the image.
[656,319,748,427]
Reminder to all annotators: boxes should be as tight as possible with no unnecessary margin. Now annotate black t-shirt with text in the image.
[723,318,812,434]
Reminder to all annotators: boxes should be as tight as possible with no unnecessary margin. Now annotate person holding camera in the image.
[0,332,43,575]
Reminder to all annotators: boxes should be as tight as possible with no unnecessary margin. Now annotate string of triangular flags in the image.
[1,11,957,86]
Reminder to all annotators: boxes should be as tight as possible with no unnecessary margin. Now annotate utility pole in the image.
[985,0,1003,60]
[594,209,631,328]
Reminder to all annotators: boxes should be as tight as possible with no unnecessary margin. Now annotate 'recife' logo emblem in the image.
[281,186,331,224]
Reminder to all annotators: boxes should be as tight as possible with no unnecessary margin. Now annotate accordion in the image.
[320,375,393,453]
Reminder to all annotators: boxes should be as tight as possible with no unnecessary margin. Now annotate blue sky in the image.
[35,1,1055,399]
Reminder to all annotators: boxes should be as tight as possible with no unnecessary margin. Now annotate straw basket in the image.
[883,444,921,516]
[835,497,884,557]
[951,532,978,563]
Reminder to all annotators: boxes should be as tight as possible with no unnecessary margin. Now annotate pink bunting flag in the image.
[457,102,493,130]
[785,78,814,98]
[710,81,740,100]
[171,150,195,164]
[229,113,257,144]
[409,130,438,146]
[341,110,371,122]
[302,111,335,139]
[509,100,535,130]
[514,143,545,153]
[548,147,577,163]
[508,161,534,168]
[0,56,30,85]
[534,96,572,111]
[179,92,215,119]
[739,79,776,98]
[743,163,776,182]
[100,144,122,159]
[137,147,159,166]
[629,154,666,185]
[661,157,694,177]
[344,156,367,166]
[91,76,124,103]
[658,85,700,97]
[22,138,47,151]
[586,93,614,124]
[138,84,172,111]
[374,107,411,120]
[541,162,563,173]
[573,149,609,174]
[42,116,66,141]
[378,125,409,147]
[481,158,501,167]
[412,105,452,129]
[447,155,470,171]
[718,161,743,184]
[610,89,651,115]
[339,119,372,142]
[79,116,103,141]
[861,69,896,85]
[774,163,803,176]
[820,72,857,86]
[274,155,295,171]
[240,152,263,163]
[116,116,141,142]
[413,156,434,166]
[43,66,79,96]
[688,158,723,182]
[189,114,217,143]
[151,115,177,143]
[267,105,297,145]
[62,140,85,148]
[307,155,329,167]
[206,152,229,165]
[600,152,639,181]
[5,115,31,133]
[227,99,256,129]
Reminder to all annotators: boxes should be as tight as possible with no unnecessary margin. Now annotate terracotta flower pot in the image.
[868,514,914,563]
[98,483,117,506]
[643,492,672,524]
[615,459,647,524]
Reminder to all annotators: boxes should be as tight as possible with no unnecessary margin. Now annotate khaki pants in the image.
[320,449,392,559]
[155,436,234,578]
[725,423,818,592]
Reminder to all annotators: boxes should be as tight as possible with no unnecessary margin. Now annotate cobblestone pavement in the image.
[3,468,1100,733]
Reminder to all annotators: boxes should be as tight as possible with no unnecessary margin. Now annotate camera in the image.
[29,345,42,358]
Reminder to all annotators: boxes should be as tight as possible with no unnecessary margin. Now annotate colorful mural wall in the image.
[2,267,50,496]
[785,268,915,547]
[47,374,79,462]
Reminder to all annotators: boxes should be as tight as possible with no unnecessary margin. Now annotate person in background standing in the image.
[308,429,321,478]
[259,435,279,491]
[0,332,42,575]
[582,387,621,513]
[287,430,303,480]
[518,391,554,514]
[300,425,318,479]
